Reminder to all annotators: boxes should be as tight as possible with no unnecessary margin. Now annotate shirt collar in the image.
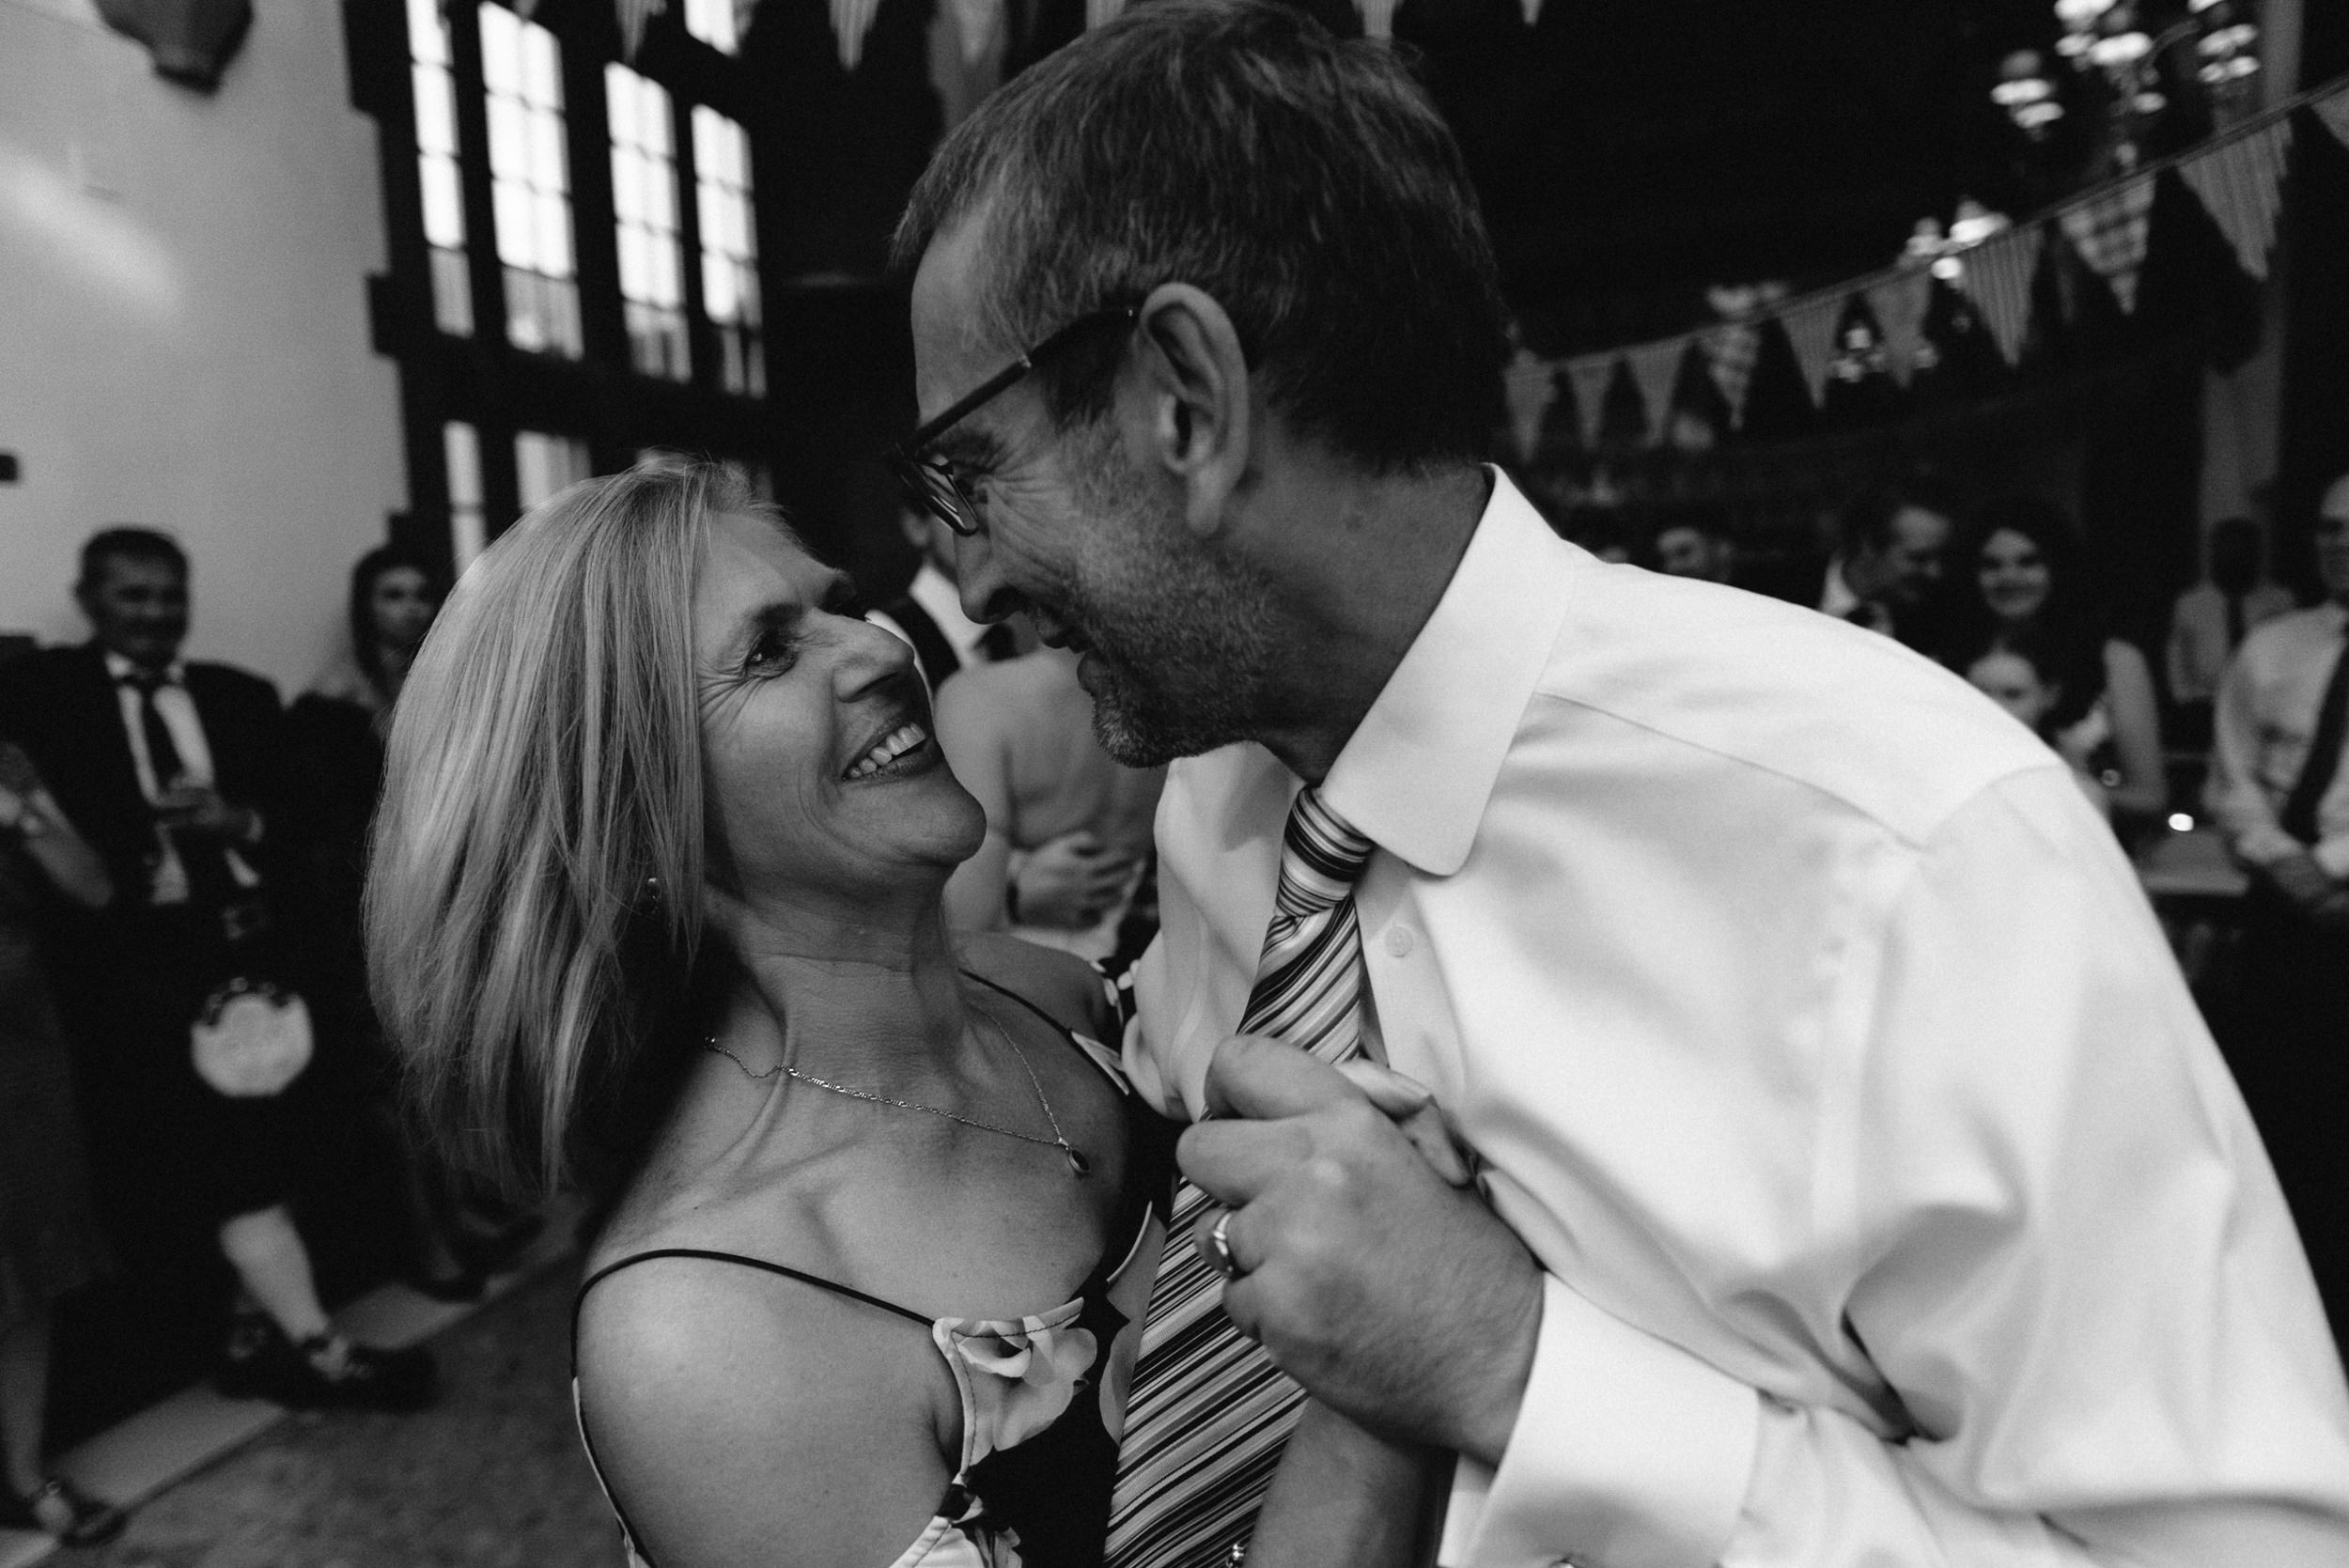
[1818,558,1861,619]
[103,650,185,687]
[1318,468,1579,877]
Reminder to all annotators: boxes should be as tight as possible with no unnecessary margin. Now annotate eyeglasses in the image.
[885,304,1142,537]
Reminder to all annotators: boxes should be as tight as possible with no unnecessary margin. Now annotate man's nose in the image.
[953,533,1018,626]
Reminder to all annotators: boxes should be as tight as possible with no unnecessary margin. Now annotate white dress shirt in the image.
[1128,473,2349,1568]
[2205,601,2349,878]
[104,651,258,904]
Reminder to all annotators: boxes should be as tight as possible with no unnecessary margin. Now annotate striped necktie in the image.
[1107,785,1377,1568]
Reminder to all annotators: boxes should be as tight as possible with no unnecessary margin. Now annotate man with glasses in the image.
[891,5,2349,1566]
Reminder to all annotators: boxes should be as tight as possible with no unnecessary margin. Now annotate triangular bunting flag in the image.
[948,0,1000,63]
[1502,349,1559,463]
[1864,269,1933,385]
[1356,0,1397,39]
[2180,121,2294,281]
[1564,355,1614,450]
[2314,84,2349,154]
[1953,223,2043,365]
[1703,322,1760,428]
[2058,172,2155,313]
[1625,337,1685,445]
[1086,0,1126,28]
[1518,0,1542,23]
[831,0,881,69]
[1780,293,1844,408]
[615,0,667,57]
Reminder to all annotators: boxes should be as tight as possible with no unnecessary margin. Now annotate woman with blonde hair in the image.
[367,459,1425,1568]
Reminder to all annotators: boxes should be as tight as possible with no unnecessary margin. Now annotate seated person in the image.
[366,459,1423,1568]
[1962,631,2111,820]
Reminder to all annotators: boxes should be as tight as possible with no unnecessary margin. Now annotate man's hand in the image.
[155,783,257,842]
[1012,831,1134,928]
[1181,1035,1543,1466]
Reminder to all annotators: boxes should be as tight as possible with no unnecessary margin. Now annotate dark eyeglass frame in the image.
[884,303,1143,537]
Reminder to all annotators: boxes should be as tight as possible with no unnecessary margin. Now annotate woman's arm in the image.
[1249,1400,1443,1568]
[2100,640,2167,823]
[0,749,112,909]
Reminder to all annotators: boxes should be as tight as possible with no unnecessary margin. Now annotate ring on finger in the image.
[1207,1209,1243,1280]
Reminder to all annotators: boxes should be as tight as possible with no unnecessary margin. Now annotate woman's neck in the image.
[711,902,978,1091]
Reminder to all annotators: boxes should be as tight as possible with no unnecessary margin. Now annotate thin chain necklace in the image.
[702,1001,1092,1178]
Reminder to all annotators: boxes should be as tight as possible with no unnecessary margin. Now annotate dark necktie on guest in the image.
[1107,785,1377,1568]
[2224,593,2248,654]
[122,668,239,908]
[2280,629,2349,846]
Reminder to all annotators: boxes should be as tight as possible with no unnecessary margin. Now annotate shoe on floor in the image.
[216,1329,435,1412]
[0,1476,130,1546]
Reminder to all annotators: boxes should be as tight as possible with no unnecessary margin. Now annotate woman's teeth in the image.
[846,722,927,779]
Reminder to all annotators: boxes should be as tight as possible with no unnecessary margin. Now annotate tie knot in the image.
[1275,786,1374,916]
[120,668,171,697]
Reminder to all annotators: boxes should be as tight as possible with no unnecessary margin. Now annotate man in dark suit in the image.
[1771,479,1961,652]
[0,528,429,1411]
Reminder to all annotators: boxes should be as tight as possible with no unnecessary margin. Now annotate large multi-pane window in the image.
[692,107,763,397]
[683,0,739,53]
[481,3,581,357]
[407,0,472,334]
[607,65,690,380]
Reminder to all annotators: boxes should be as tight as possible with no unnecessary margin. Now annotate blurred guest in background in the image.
[2168,515,2295,752]
[2206,473,2349,1342]
[1651,505,1735,584]
[1809,479,1957,646]
[0,529,431,1412]
[1953,496,2166,831]
[1962,629,2112,820]
[936,645,1164,963]
[288,547,537,1301]
[869,504,1024,685]
[0,740,126,1546]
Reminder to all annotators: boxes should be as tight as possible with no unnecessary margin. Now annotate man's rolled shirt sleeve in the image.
[1451,769,2349,1568]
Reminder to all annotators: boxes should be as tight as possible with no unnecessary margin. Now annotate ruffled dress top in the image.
[572,979,1176,1568]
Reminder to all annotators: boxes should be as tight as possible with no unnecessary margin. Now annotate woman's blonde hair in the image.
[367,457,763,1196]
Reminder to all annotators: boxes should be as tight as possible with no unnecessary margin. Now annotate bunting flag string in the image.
[830,0,881,69]
[1564,356,1616,450]
[2179,119,2293,281]
[2316,82,2349,154]
[1865,269,1933,385]
[1954,224,2043,366]
[1703,322,1761,428]
[1625,338,1687,444]
[2058,172,2155,314]
[1495,71,2349,447]
[1502,349,1559,463]
[1780,294,1845,409]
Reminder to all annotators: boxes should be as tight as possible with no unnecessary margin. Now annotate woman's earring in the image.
[642,876,661,905]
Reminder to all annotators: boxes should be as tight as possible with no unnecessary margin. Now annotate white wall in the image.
[0,0,405,695]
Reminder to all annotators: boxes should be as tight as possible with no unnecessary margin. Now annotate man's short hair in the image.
[892,0,1509,475]
[1838,476,1959,559]
[79,526,188,589]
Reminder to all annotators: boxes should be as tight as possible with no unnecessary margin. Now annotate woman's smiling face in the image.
[1978,527,2053,625]
[692,512,984,912]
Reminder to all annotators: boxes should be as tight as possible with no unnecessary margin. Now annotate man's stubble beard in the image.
[1066,439,1280,770]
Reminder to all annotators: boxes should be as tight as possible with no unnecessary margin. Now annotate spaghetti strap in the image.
[575,1247,935,1328]
[962,968,1098,1058]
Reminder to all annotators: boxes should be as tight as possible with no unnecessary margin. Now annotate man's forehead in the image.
[909,206,1009,405]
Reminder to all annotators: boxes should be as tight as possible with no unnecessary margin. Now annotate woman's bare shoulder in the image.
[574,1251,954,1568]
[958,930,1118,1040]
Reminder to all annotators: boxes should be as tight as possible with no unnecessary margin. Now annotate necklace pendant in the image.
[1064,1145,1092,1178]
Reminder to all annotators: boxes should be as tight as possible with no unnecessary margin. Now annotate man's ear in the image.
[1130,284,1251,538]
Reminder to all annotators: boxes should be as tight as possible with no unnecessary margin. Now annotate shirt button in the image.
[1384,926,1415,957]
